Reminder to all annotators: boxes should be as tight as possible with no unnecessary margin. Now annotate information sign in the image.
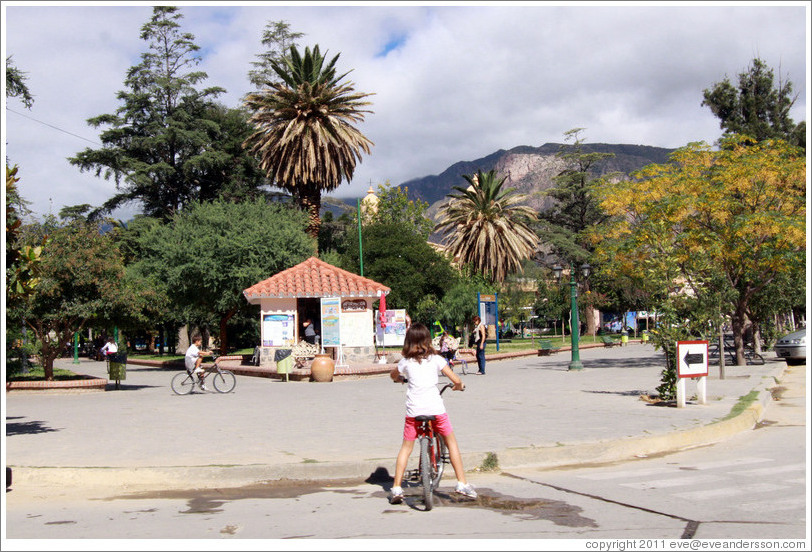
[320,297,341,347]
[375,309,408,347]
[262,314,295,347]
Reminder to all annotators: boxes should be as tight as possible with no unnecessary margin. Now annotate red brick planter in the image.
[6,375,108,392]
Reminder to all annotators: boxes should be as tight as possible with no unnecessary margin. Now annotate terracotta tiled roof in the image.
[243,257,390,303]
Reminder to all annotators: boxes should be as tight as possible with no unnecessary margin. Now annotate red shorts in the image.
[402,413,453,441]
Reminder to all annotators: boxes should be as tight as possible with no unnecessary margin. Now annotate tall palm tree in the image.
[435,169,538,284]
[243,45,374,242]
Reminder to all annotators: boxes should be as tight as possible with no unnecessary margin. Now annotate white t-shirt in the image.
[397,354,448,417]
[100,341,118,355]
[185,344,201,372]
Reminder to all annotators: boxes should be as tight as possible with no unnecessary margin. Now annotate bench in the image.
[601,335,620,347]
[537,339,561,356]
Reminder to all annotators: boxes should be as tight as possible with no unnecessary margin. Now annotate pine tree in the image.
[70,6,255,220]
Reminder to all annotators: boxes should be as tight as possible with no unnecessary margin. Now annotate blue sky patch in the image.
[376,34,407,57]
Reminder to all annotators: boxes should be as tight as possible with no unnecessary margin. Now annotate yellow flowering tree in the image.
[595,136,805,370]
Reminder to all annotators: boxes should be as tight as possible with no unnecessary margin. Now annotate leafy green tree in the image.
[537,129,617,335]
[69,6,255,220]
[702,58,805,149]
[498,260,543,329]
[317,209,354,259]
[6,166,44,307]
[15,221,140,380]
[747,268,806,350]
[57,204,93,223]
[247,20,305,89]
[595,136,805,368]
[194,104,271,203]
[538,129,615,259]
[434,169,538,284]
[6,55,34,108]
[130,199,315,353]
[341,222,458,316]
[370,181,434,239]
[533,277,568,333]
[243,44,374,242]
[435,272,496,340]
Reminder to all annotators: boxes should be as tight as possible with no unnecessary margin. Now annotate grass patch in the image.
[8,366,85,382]
[720,390,760,422]
[127,348,253,361]
[127,353,184,361]
[479,452,499,471]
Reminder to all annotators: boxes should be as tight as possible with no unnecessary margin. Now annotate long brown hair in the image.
[401,323,436,361]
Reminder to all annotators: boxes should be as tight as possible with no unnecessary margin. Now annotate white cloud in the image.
[3,2,807,220]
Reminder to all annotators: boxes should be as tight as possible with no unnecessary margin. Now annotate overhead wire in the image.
[6,107,102,146]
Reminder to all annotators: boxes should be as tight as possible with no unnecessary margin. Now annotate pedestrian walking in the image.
[471,316,487,375]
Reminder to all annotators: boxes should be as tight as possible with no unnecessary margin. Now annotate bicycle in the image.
[171,355,236,395]
[708,342,765,366]
[446,349,470,375]
[403,382,454,511]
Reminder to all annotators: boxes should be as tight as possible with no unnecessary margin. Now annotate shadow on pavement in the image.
[6,417,60,436]
[104,384,162,392]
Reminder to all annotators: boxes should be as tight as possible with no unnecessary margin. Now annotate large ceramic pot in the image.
[310,353,335,382]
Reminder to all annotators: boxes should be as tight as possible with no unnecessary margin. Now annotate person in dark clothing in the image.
[303,318,318,345]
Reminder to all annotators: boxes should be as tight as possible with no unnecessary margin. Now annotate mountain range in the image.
[327,142,676,218]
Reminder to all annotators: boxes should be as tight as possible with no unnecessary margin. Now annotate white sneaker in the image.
[389,486,404,504]
[455,482,477,498]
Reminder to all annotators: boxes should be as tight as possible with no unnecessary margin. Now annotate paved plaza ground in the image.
[4,343,788,493]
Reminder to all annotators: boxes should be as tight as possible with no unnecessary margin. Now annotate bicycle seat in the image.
[414,415,436,422]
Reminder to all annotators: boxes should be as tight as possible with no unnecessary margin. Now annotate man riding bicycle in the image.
[185,332,212,391]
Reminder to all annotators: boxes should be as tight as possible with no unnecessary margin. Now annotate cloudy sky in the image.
[3,1,808,221]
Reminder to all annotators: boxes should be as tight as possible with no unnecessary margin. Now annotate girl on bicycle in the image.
[389,323,477,504]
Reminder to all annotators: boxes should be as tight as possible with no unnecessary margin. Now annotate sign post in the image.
[478,293,499,352]
[676,340,709,408]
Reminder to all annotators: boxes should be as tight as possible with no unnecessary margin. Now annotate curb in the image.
[9,363,784,492]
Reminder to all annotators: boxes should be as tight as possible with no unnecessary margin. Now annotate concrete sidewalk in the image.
[4,343,791,492]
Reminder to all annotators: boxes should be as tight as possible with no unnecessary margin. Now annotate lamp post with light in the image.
[553,262,591,371]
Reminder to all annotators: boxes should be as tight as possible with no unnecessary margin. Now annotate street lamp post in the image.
[553,262,591,371]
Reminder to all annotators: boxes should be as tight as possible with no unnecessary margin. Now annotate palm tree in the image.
[435,169,538,284]
[243,45,374,242]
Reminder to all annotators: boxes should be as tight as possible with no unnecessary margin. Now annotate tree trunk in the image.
[718,325,726,380]
[752,322,763,354]
[218,307,238,355]
[298,184,322,251]
[730,304,748,366]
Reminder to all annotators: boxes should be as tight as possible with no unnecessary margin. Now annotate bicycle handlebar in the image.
[399,379,461,394]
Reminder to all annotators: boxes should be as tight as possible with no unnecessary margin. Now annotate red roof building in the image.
[243,258,390,363]
[243,257,390,302]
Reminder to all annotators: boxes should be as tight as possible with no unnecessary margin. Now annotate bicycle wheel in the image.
[432,435,447,489]
[171,372,195,395]
[419,437,433,511]
[459,359,470,375]
[211,370,236,393]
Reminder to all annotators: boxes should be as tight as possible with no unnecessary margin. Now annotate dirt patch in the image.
[769,386,787,401]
